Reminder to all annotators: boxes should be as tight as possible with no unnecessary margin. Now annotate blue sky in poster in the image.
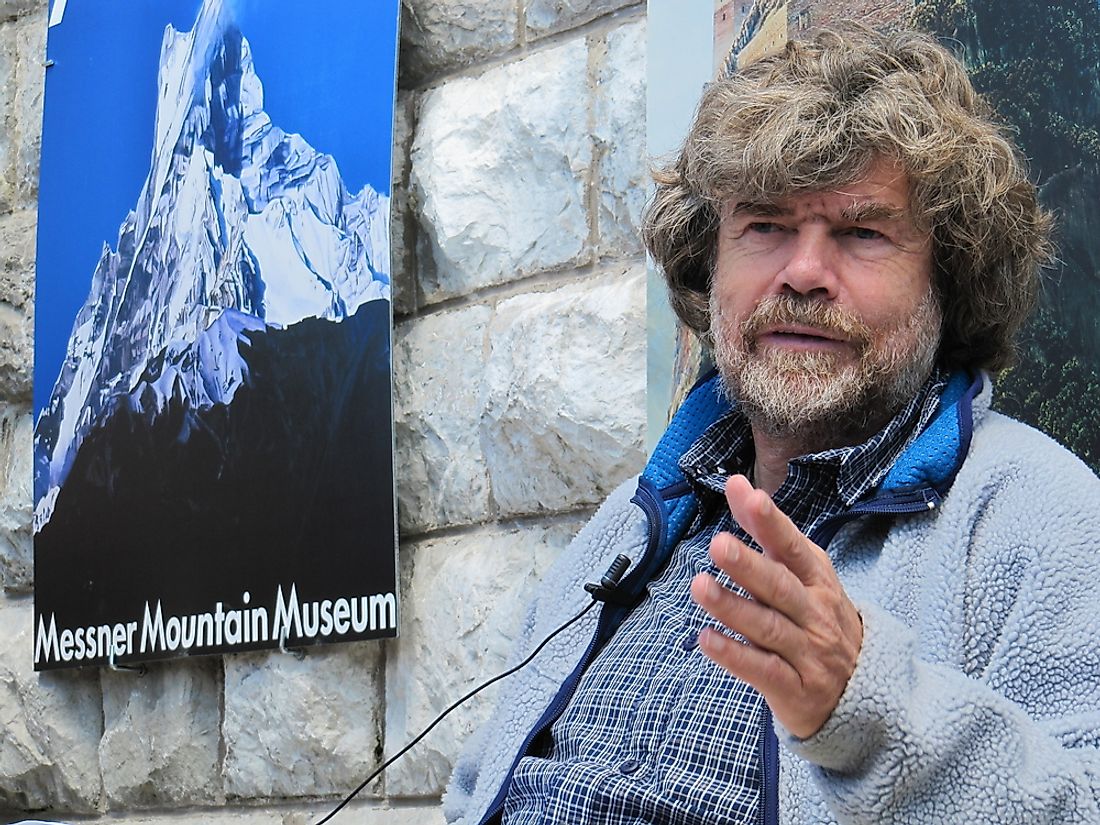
[34,0,400,417]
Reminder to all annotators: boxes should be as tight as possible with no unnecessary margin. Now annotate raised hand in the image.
[689,474,864,739]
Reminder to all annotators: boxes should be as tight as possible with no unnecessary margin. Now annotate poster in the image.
[714,0,789,75]
[693,0,1100,474]
[33,0,401,670]
[911,0,1100,474]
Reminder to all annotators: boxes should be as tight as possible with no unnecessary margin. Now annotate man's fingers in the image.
[698,476,865,740]
[724,474,824,584]
[691,571,803,658]
[696,625,801,698]
[708,532,812,626]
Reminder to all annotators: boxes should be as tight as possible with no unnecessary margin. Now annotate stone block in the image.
[525,0,639,39]
[594,18,647,256]
[391,92,417,317]
[0,402,32,592]
[383,517,581,796]
[99,657,222,808]
[0,9,45,214]
[0,0,45,20]
[400,0,518,86]
[301,803,445,825]
[222,642,384,800]
[0,209,36,402]
[411,37,593,305]
[0,597,103,814]
[393,304,492,535]
[0,24,19,213]
[482,265,646,516]
[57,800,445,824]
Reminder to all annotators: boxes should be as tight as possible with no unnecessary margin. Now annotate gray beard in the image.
[710,291,942,450]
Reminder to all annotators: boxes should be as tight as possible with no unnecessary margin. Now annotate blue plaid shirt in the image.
[502,371,947,824]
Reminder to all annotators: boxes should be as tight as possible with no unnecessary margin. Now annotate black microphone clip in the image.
[584,554,634,605]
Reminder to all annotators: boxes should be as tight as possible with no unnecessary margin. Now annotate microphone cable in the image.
[312,553,632,824]
[313,597,596,822]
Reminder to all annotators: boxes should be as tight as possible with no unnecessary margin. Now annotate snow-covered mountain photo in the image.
[33,0,401,670]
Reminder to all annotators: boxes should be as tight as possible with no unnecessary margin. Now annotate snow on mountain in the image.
[33,0,390,531]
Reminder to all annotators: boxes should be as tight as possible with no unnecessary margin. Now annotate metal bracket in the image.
[277,628,305,660]
[108,645,146,675]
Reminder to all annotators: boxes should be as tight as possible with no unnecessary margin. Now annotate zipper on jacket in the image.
[475,482,670,825]
[759,705,778,825]
[812,486,942,548]
[474,606,612,825]
[632,479,666,570]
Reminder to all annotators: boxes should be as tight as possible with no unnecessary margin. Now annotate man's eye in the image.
[746,222,783,234]
[846,226,884,240]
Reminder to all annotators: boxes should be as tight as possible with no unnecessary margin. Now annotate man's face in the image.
[710,158,941,444]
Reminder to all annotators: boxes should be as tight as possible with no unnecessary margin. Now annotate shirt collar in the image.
[678,367,949,505]
[799,367,948,505]
[678,403,753,497]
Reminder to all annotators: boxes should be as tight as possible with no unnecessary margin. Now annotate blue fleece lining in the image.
[880,371,976,492]
[664,495,699,552]
[642,374,730,490]
[645,369,976,518]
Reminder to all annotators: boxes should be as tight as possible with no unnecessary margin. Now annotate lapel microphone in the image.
[584,554,633,604]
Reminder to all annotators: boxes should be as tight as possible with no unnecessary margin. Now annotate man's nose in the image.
[777,230,839,300]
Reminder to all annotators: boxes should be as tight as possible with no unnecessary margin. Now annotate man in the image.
[445,26,1100,824]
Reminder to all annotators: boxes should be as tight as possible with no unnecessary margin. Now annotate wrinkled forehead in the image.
[725,196,910,223]
[723,157,918,221]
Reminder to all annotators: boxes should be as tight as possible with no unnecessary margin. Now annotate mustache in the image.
[737,295,872,349]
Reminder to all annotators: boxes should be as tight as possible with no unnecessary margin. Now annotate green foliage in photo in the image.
[912,0,1100,475]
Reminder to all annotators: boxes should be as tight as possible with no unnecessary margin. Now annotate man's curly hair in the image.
[642,25,1055,372]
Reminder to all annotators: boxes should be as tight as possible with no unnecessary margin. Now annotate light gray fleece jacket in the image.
[444,373,1100,824]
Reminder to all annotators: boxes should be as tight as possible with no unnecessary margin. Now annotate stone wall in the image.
[0,0,647,822]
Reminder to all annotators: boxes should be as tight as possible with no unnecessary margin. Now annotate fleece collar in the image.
[642,369,981,503]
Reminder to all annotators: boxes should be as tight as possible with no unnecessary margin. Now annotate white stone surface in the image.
[391,92,417,317]
[0,598,103,813]
[0,0,44,19]
[393,304,492,535]
[483,265,646,515]
[0,9,45,214]
[400,0,517,84]
[10,799,446,824]
[412,38,593,305]
[525,0,639,38]
[0,209,36,401]
[594,18,647,256]
[99,658,222,808]
[0,402,32,592]
[222,642,385,801]
[383,517,581,796]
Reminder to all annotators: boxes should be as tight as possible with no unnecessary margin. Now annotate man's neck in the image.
[748,417,886,495]
[750,427,809,495]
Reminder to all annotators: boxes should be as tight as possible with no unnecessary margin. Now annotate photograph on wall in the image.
[911,0,1100,474]
[714,0,789,76]
[33,0,401,670]
[696,0,1100,475]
